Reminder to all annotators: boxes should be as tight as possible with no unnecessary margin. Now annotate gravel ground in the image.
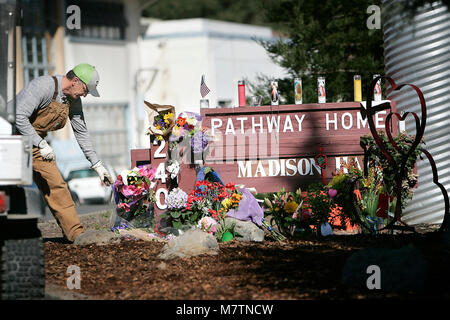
[38,210,114,241]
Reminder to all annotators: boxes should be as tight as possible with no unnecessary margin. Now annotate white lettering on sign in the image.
[212,114,308,135]
[294,114,306,131]
[252,116,264,134]
[156,188,168,210]
[266,116,280,133]
[283,116,294,132]
[268,159,280,176]
[335,156,363,173]
[236,117,248,134]
[153,139,166,158]
[238,161,252,178]
[286,159,297,176]
[210,111,385,135]
[237,158,322,178]
[357,112,368,129]
[342,112,353,130]
[225,118,235,135]
[375,110,386,129]
[326,113,338,130]
[154,162,167,183]
[211,118,222,136]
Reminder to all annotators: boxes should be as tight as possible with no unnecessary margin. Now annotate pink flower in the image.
[121,184,142,197]
[328,188,338,198]
[139,166,156,180]
[197,216,218,233]
[118,203,131,212]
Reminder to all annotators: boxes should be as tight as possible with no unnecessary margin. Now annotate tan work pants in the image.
[33,148,85,242]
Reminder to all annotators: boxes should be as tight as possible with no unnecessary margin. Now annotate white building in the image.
[136,18,289,147]
[15,0,140,174]
[15,1,287,173]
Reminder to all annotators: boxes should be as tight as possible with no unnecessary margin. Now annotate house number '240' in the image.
[153,139,168,210]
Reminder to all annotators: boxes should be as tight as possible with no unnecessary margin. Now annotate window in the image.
[22,32,51,84]
[20,0,53,84]
[65,0,128,40]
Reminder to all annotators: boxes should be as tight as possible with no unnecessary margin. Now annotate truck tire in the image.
[0,219,45,300]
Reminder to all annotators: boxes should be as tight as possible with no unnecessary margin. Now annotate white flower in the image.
[120,170,131,185]
[167,161,180,179]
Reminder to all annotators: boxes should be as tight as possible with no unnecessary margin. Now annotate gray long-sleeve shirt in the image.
[15,75,100,166]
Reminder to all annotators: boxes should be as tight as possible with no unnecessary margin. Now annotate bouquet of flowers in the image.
[144,101,176,141]
[161,187,196,230]
[169,112,214,163]
[263,188,307,238]
[170,112,203,142]
[186,180,241,221]
[183,180,244,240]
[112,164,157,226]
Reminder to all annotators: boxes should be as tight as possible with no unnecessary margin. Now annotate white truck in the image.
[0,0,45,300]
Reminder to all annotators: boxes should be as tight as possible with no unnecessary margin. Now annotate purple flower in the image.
[191,131,208,153]
[166,188,188,210]
[184,111,203,122]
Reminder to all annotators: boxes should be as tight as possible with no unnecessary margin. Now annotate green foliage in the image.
[142,0,270,26]
[327,174,359,226]
[160,209,200,231]
[360,131,421,208]
[215,219,237,242]
[263,188,308,237]
[306,185,337,225]
[253,0,384,104]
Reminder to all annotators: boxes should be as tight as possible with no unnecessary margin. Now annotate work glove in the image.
[92,160,114,186]
[38,139,56,161]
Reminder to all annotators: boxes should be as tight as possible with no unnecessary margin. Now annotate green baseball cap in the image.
[72,63,100,97]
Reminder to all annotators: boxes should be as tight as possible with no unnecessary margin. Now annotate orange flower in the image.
[354,189,362,201]
[177,117,186,126]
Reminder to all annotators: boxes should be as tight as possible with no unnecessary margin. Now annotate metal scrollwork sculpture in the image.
[359,75,449,234]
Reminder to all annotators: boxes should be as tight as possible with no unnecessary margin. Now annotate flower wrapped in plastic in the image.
[169,112,215,164]
[112,164,157,227]
[144,101,176,141]
[170,111,203,142]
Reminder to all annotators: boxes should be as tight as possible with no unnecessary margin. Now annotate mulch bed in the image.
[44,227,450,300]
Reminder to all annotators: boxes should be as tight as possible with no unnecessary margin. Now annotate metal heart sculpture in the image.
[360,76,449,233]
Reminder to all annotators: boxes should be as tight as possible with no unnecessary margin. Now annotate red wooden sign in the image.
[130,101,396,212]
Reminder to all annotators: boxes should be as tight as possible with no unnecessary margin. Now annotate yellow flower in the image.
[164,112,174,124]
[221,198,233,210]
[283,201,299,214]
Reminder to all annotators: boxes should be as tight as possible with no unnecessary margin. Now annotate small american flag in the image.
[200,74,210,98]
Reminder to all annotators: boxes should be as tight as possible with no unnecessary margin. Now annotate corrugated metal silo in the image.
[383,0,450,225]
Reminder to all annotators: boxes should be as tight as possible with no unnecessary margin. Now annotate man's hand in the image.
[38,140,56,161]
[92,161,114,186]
